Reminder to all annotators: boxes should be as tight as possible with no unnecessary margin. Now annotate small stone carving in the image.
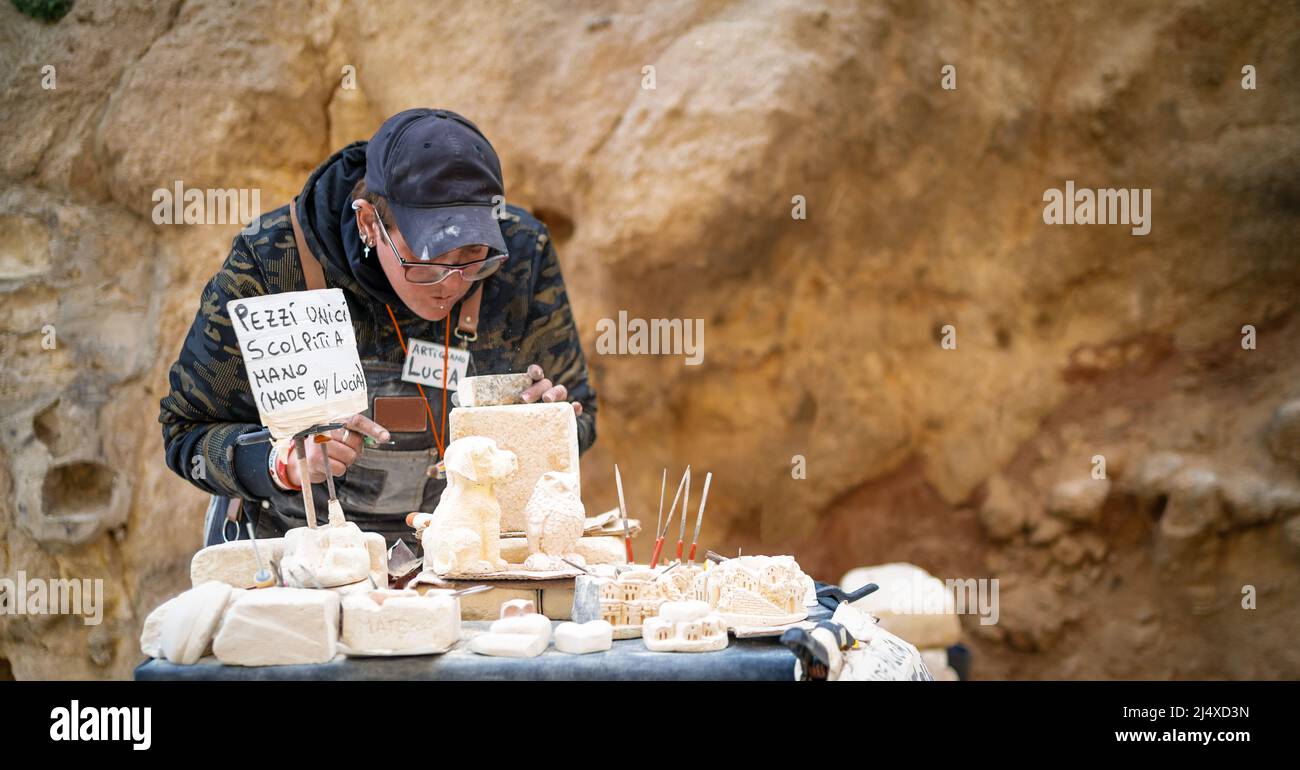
[642,600,728,652]
[422,436,519,576]
[281,516,372,588]
[522,471,586,571]
[572,566,705,638]
[704,555,811,627]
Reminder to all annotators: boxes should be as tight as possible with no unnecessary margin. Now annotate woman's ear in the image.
[352,199,378,247]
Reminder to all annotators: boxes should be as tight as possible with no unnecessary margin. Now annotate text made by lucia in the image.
[256,362,366,412]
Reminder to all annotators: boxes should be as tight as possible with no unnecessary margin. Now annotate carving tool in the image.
[614,464,634,564]
[314,433,345,526]
[561,558,590,574]
[675,466,692,562]
[688,472,711,567]
[655,562,680,581]
[292,565,323,590]
[650,469,688,569]
[450,584,494,599]
[293,434,316,528]
[236,422,344,529]
[245,518,275,589]
[652,469,666,561]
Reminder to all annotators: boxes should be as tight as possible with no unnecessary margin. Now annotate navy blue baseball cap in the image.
[365,109,507,262]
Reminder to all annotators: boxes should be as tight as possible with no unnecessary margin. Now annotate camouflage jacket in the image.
[158,142,596,535]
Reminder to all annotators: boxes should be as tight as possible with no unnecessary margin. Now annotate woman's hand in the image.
[520,363,583,416]
[283,413,391,487]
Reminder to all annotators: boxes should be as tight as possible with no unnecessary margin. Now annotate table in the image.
[134,621,798,681]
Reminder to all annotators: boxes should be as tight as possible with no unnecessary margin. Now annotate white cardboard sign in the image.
[402,338,470,391]
[226,288,368,438]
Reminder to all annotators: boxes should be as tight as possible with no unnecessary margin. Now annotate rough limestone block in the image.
[500,599,535,618]
[159,581,235,664]
[191,538,286,589]
[541,587,574,620]
[500,535,623,565]
[213,587,340,666]
[469,632,548,658]
[140,595,178,658]
[449,402,580,533]
[192,532,383,589]
[459,587,538,620]
[840,563,962,649]
[555,621,613,654]
[458,373,534,407]
[523,471,586,571]
[341,590,459,654]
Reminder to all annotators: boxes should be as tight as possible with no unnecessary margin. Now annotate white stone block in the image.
[212,587,340,666]
[159,581,234,665]
[469,632,548,658]
[555,621,613,654]
[489,612,552,642]
[191,538,285,589]
[341,590,459,654]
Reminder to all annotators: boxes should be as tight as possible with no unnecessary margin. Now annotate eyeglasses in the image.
[374,216,508,286]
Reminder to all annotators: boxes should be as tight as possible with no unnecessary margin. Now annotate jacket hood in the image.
[294,141,407,309]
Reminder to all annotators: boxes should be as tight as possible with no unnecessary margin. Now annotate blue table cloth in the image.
[134,621,797,681]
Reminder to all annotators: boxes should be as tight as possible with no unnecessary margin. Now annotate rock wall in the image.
[1,0,1297,679]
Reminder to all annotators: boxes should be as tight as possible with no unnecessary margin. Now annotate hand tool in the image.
[236,422,344,529]
[675,467,691,562]
[688,471,711,566]
[650,468,688,568]
[652,468,666,561]
[561,558,590,574]
[450,584,494,599]
[314,432,347,526]
[245,518,275,588]
[614,464,634,564]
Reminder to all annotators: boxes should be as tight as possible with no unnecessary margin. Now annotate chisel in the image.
[614,464,634,564]
[675,467,691,562]
[688,471,711,566]
[650,469,688,569]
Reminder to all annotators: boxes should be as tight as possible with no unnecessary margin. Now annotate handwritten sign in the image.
[227,289,368,439]
[402,338,470,391]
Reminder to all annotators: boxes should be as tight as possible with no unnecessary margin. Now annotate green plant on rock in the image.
[12,0,74,23]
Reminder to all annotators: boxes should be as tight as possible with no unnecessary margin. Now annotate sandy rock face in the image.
[1,0,1298,679]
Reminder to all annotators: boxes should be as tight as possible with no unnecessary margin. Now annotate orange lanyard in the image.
[384,303,449,457]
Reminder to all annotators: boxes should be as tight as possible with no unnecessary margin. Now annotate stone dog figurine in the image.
[422,436,519,575]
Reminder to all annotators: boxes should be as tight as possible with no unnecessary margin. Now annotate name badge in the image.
[402,338,471,391]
